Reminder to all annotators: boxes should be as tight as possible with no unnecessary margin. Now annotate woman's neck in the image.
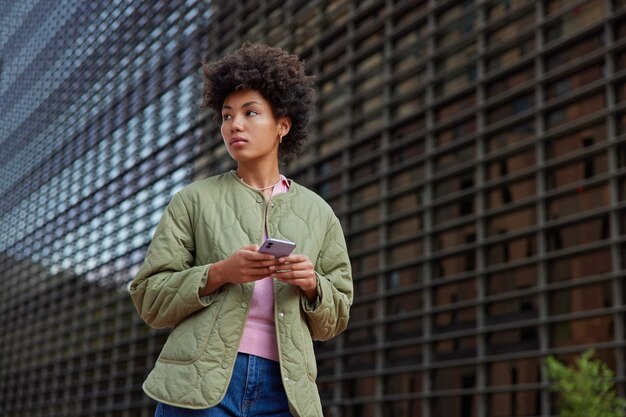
[235,163,281,190]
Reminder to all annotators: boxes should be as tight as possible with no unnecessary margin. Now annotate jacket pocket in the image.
[157,296,222,364]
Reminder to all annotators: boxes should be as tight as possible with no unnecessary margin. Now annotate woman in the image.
[130,42,353,417]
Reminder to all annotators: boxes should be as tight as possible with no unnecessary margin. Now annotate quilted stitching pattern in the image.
[130,173,353,416]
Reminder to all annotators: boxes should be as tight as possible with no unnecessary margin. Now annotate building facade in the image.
[0,0,625,416]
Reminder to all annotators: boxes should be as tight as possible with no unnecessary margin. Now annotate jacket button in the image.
[241,302,247,308]
[271,203,275,208]
[221,362,229,369]
[257,198,263,203]
[278,312,284,320]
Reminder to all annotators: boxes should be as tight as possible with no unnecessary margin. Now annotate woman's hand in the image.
[200,245,278,296]
[272,254,318,302]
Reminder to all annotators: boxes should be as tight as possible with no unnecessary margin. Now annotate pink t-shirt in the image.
[238,176,290,361]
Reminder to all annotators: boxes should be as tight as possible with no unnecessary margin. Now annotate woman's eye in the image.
[222,114,232,121]
[246,110,258,116]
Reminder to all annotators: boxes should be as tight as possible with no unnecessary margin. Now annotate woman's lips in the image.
[229,136,248,147]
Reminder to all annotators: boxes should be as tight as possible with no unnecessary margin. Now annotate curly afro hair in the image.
[202,42,315,162]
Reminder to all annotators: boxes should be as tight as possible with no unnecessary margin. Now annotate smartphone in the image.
[258,237,296,257]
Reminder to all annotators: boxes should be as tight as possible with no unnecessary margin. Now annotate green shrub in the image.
[545,349,626,417]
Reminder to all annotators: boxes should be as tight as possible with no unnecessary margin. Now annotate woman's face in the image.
[221,89,290,164]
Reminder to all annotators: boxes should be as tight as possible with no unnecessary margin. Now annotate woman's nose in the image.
[230,114,244,131]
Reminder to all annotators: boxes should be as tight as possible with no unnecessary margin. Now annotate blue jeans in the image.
[154,353,292,417]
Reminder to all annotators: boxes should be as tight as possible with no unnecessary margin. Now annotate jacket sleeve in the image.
[129,192,215,329]
[301,215,353,341]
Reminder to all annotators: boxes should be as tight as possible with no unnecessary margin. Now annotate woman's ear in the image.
[279,116,292,137]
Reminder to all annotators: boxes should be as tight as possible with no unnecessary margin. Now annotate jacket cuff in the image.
[197,265,219,306]
[301,275,322,312]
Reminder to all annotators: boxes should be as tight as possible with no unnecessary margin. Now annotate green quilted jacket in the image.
[129,172,353,416]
